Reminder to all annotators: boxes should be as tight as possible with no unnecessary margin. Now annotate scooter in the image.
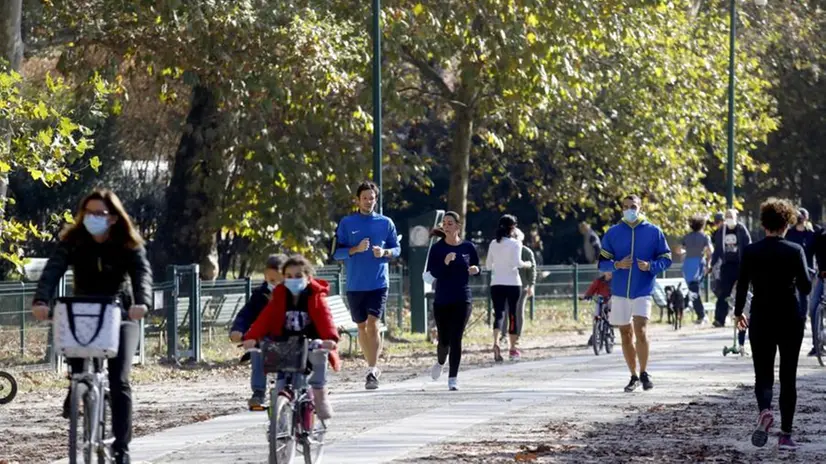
[0,370,18,404]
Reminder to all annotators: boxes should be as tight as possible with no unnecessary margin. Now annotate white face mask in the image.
[725,219,736,228]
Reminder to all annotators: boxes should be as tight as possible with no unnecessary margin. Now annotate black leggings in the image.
[433,302,472,378]
[749,316,805,434]
[687,281,705,320]
[68,321,140,454]
[491,285,522,335]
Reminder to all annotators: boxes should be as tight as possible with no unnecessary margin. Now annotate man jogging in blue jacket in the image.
[334,181,401,390]
[599,195,672,392]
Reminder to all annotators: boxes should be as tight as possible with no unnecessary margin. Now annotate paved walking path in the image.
[51,327,826,463]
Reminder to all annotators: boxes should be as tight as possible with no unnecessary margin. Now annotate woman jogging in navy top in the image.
[425,212,480,390]
[486,215,531,362]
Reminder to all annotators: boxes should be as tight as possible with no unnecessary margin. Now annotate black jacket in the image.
[711,223,752,266]
[813,227,826,272]
[735,236,811,321]
[33,236,153,310]
[230,282,271,334]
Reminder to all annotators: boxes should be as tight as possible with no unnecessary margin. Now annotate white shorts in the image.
[609,296,652,326]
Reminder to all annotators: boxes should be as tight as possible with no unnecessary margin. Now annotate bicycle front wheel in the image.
[269,394,296,464]
[0,371,17,404]
[591,321,603,356]
[816,303,825,367]
[603,323,615,354]
[69,381,93,464]
[298,401,327,464]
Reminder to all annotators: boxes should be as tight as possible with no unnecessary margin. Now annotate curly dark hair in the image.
[760,198,797,233]
[689,214,707,233]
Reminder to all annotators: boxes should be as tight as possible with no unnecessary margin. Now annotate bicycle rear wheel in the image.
[591,321,603,356]
[603,322,615,354]
[269,394,296,464]
[69,381,93,464]
[97,390,111,464]
[0,371,17,404]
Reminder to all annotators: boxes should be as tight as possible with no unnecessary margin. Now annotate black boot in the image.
[114,450,131,464]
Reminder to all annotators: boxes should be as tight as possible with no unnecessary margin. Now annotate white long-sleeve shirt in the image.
[486,237,523,287]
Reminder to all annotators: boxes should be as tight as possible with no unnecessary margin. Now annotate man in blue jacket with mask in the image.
[599,195,672,393]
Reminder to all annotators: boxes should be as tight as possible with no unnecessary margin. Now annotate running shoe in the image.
[448,377,458,391]
[509,349,521,361]
[624,375,640,393]
[365,368,380,390]
[807,347,817,357]
[640,372,654,391]
[778,434,800,451]
[751,409,774,447]
[248,390,266,409]
[430,362,444,381]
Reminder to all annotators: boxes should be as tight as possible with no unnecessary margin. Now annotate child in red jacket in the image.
[243,255,341,419]
[583,273,612,347]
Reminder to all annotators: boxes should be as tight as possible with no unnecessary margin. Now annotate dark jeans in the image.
[750,316,805,434]
[714,266,738,325]
[433,302,472,378]
[68,321,140,454]
[491,285,522,335]
[687,281,705,320]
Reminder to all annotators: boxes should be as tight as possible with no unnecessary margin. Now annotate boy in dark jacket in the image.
[230,254,287,407]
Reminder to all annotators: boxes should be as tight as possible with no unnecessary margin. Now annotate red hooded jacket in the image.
[584,277,612,301]
[244,278,341,372]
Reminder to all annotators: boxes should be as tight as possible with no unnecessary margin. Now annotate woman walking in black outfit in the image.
[32,190,153,464]
[735,198,811,451]
[425,212,480,391]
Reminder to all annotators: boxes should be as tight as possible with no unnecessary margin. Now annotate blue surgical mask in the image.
[266,282,276,292]
[623,209,639,223]
[83,215,110,236]
[284,278,308,296]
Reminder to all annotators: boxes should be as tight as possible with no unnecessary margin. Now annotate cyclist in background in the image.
[31,189,152,464]
[243,255,340,419]
[583,273,612,347]
[230,254,287,408]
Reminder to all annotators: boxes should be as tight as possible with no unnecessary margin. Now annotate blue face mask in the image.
[623,209,639,223]
[83,215,110,236]
[284,278,308,296]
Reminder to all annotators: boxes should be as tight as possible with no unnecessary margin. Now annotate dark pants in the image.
[687,281,705,320]
[750,316,805,434]
[714,266,738,325]
[68,321,140,454]
[491,285,522,335]
[433,302,472,378]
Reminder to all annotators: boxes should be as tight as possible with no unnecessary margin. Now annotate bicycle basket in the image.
[261,337,309,374]
[53,297,122,359]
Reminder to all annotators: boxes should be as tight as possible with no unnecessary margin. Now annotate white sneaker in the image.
[430,362,444,381]
[448,377,458,391]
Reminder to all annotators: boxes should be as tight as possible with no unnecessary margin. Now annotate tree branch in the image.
[400,46,455,100]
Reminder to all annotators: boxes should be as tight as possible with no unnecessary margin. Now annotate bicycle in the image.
[246,337,328,464]
[587,296,614,356]
[814,283,826,367]
[0,370,18,404]
[52,296,122,464]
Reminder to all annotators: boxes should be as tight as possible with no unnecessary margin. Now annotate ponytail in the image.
[495,214,518,243]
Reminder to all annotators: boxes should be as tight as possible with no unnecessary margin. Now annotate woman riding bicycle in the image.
[31,189,152,464]
[242,255,340,419]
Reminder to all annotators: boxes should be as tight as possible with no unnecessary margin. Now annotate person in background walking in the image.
[486,215,532,362]
[709,212,725,296]
[808,218,826,357]
[785,208,819,355]
[333,181,401,390]
[579,221,602,264]
[734,198,811,451]
[678,215,713,323]
[711,209,751,327]
[230,254,287,408]
[599,195,672,392]
[502,228,537,344]
[529,224,545,266]
[425,212,480,391]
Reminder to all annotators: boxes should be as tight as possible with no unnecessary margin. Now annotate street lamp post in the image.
[372,0,383,214]
[727,0,767,209]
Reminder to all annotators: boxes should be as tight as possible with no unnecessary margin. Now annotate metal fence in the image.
[0,262,699,370]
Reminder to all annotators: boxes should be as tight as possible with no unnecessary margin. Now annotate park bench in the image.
[329,295,387,355]
[204,293,247,341]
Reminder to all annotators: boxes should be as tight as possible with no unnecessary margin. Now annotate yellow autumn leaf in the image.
[413,3,424,16]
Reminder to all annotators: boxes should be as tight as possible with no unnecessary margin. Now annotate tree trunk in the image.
[447,107,474,236]
[0,0,23,228]
[154,85,222,280]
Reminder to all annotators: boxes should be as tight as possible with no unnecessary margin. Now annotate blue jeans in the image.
[250,351,267,393]
[275,350,328,392]
[809,278,824,347]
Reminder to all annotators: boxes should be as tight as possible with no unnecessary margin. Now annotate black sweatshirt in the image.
[734,236,811,321]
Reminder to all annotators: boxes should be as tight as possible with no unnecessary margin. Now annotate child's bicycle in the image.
[584,296,614,356]
[814,281,826,367]
[0,370,18,404]
[245,337,328,464]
